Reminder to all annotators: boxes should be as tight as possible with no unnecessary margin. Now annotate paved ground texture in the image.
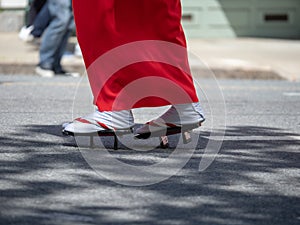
[0,75,299,225]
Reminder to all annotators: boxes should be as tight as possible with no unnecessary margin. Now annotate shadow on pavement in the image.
[0,125,299,225]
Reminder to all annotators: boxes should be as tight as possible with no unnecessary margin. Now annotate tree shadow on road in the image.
[0,125,299,225]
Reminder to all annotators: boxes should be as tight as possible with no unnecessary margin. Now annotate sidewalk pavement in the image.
[0,32,299,81]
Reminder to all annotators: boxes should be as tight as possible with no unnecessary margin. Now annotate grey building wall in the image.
[181,0,300,39]
[0,11,25,32]
[1,0,300,39]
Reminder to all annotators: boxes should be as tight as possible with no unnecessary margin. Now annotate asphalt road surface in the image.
[0,75,299,225]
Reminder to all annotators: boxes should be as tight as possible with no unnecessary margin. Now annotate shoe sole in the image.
[134,120,204,139]
[62,128,133,137]
[62,128,133,150]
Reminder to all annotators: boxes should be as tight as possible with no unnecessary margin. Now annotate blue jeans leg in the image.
[39,0,72,70]
[31,3,51,38]
[53,27,72,72]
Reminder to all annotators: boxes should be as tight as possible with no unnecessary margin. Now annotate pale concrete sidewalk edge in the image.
[0,32,299,81]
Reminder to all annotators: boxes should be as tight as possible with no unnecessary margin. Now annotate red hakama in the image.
[72,0,199,111]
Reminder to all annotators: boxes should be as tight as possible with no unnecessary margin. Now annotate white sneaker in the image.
[35,66,55,78]
[136,103,205,136]
[63,110,135,135]
[18,26,34,42]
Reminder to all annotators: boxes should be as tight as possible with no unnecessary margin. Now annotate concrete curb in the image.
[0,62,283,80]
[0,63,84,75]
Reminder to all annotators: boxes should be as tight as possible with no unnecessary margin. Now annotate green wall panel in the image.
[181,0,300,38]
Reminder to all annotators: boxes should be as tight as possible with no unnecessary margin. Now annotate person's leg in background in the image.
[26,0,47,27]
[36,0,73,77]
[19,0,48,42]
[31,2,51,38]
[52,15,79,75]
[52,18,73,74]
